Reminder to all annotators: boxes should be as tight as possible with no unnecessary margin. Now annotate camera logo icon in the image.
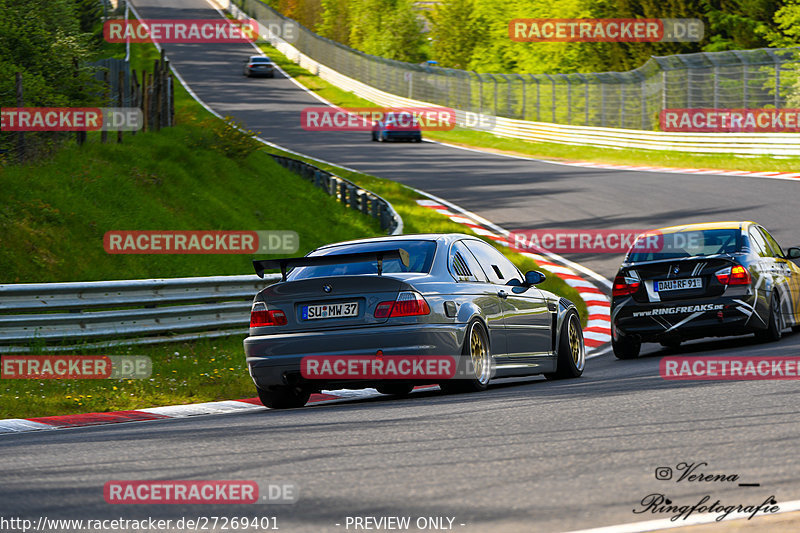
[655,467,673,480]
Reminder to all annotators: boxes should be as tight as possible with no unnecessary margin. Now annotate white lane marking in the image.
[564,279,600,289]
[0,419,56,434]
[424,138,800,183]
[564,498,800,533]
[584,331,612,342]
[139,400,265,417]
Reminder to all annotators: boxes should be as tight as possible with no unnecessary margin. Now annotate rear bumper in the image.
[382,131,422,140]
[612,295,765,343]
[243,323,464,391]
[247,68,274,76]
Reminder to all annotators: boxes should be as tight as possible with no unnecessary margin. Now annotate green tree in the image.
[0,0,98,109]
[318,0,352,45]
[428,0,479,69]
[701,0,780,52]
[349,0,426,62]
[764,0,800,46]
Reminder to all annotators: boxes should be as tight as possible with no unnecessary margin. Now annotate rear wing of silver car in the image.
[253,248,410,281]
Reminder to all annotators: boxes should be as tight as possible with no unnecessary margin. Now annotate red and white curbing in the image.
[415,199,612,352]
[0,386,441,434]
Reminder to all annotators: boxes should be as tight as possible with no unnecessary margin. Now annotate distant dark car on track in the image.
[371,111,422,142]
[243,55,275,78]
[244,234,585,408]
[611,221,800,359]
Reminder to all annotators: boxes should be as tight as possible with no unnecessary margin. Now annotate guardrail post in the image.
[348,185,359,210]
[641,77,647,130]
[371,197,379,219]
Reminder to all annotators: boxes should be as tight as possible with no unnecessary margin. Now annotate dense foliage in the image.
[267,0,795,73]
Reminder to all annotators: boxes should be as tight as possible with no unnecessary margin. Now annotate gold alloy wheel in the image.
[469,324,491,385]
[568,314,586,372]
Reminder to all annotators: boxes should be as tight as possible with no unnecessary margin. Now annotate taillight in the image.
[248,64,256,68]
[715,265,750,285]
[612,275,640,297]
[250,301,287,327]
[374,291,430,318]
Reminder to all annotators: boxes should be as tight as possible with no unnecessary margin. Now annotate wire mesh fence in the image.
[235,0,800,131]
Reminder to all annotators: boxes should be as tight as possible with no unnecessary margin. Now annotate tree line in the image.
[265,0,800,73]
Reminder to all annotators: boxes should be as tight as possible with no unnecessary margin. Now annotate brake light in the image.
[374,291,430,318]
[612,275,640,297]
[715,265,750,285]
[250,302,287,327]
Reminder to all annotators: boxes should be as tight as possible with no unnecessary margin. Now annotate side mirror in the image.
[785,247,800,259]
[524,270,546,286]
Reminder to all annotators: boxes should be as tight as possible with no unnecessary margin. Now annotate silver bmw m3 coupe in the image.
[244,234,585,408]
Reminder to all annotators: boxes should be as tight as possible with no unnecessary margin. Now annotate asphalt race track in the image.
[2,0,800,531]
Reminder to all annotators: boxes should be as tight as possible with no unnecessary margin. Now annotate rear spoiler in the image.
[253,248,410,281]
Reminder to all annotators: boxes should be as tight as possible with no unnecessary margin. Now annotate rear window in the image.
[288,240,437,280]
[626,229,741,262]
[250,57,270,62]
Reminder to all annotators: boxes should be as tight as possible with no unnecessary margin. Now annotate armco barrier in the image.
[225,0,800,156]
[0,275,278,353]
[269,155,402,234]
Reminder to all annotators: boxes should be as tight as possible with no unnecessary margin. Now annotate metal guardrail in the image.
[269,155,402,234]
[225,0,800,155]
[0,274,279,353]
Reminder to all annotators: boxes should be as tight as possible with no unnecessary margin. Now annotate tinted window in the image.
[288,240,436,280]
[251,57,270,62]
[758,227,784,258]
[463,240,521,284]
[449,241,488,282]
[627,229,741,262]
[748,227,770,257]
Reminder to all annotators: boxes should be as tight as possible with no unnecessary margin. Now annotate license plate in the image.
[655,278,702,292]
[302,302,359,320]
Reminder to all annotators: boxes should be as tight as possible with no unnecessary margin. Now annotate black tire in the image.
[792,325,800,333]
[376,383,414,396]
[256,386,310,409]
[440,320,491,393]
[613,334,641,359]
[755,294,783,342]
[545,311,585,380]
